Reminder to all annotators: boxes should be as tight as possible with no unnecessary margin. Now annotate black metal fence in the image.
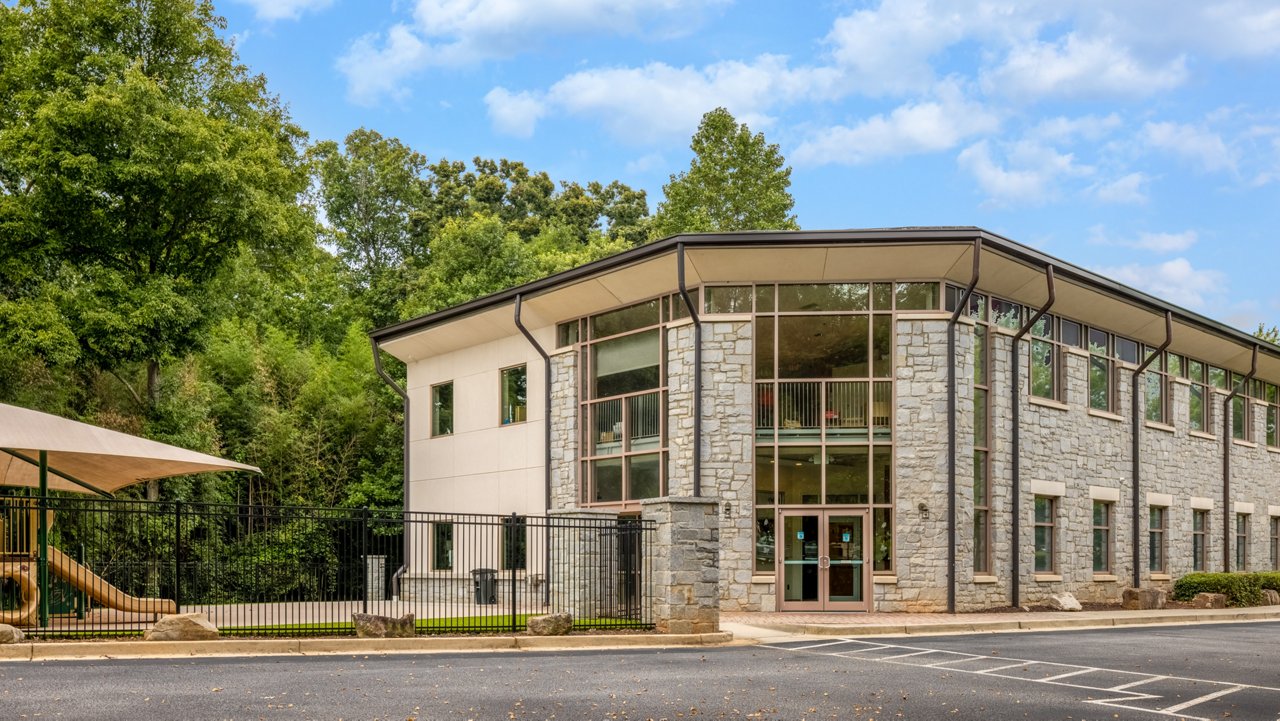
[0,495,654,638]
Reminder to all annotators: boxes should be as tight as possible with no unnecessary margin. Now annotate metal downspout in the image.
[1222,344,1259,572]
[676,243,703,497]
[1131,313,1173,588]
[947,239,981,614]
[514,294,554,606]
[371,338,411,596]
[1010,266,1055,609]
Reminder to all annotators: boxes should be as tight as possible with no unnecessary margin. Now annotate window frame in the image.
[1192,510,1209,572]
[1033,495,1057,574]
[1092,500,1113,574]
[1236,513,1250,571]
[500,364,528,426]
[973,324,991,574]
[1148,506,1167,574]
[1271,516,1279,571]
[431,381,454,437]
[1087,328,1115,413]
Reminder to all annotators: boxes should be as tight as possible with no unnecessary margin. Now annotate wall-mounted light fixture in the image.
[723,502,733,520]
[918,502,930,520]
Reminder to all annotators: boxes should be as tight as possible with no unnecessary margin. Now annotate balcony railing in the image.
[756,380,892,443]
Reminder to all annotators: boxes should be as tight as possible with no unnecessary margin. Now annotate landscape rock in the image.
[1263,589,1280,606]
[0,624,25,644]
[143,612,220,641]
[1122,587,1167,610]
[353,613,416,638]
[1047,592,1082,612]
[1191,592,1228,609]
[527,613,573,636]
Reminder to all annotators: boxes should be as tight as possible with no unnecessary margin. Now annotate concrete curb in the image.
[739,608,1280,638]
[0,631,733,662]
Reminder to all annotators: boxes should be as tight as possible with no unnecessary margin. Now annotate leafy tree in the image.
[0,0,311,419]
[311,129,427,328]
[1256,324,1280,345]
[652,107,799,238]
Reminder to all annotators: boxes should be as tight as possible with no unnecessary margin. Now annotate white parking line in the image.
[763,638,1280,721]
[1160,685,1244,714]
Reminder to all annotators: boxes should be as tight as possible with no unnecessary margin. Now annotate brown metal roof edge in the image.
[369,226,1280,367]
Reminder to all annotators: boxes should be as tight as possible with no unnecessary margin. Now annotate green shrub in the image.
[1171,572,1264,607]
[1255,571,1280,593]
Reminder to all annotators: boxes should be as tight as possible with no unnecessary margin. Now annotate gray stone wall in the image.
[547,508,619,619]
[641,497,720,633]
[668,321,758,611]
[549,351,578,510]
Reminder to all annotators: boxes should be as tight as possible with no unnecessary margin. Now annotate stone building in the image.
[371,228,1280,613]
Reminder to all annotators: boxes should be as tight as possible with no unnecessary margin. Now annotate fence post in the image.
[174,500,183,612]
[509,512,518,633]
[361,507,370,614]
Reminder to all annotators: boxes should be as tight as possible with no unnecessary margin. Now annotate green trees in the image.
[652,107,799,238]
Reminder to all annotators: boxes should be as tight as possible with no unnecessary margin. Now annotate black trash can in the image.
[471,568,497,605]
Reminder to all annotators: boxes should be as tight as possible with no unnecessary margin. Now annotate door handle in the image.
[818,555,830,569]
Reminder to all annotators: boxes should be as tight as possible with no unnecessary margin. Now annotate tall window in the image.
[1271,517,1279,570]
[1034,496,1056,573]
[431,382,454,437]
[1029,315,1062,401]
[500,365,527,425]
[1188,360,1208,432]
[973,317,991,574]
[1088,329,1113,412]
[1236,513,1249,570]
[501,515,527,571]
[580,298,668,507]
[1144,348,1167,424]
[1266,383,1279,447]
[755,282,933,575]
[1148,506,1167,573]
[1193,510,1208,572]
[1092,501,1113,573]
[1232,390,1250,441]
[432,522,453,571]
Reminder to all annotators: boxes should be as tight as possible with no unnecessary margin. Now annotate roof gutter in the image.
[1222,344,1259,572]
[1010,265,1055,609]
[675,242,703,497]
[947,238,981,614]
[1131,312,1173,588]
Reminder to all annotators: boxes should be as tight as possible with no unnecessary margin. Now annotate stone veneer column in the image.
[641,497,720,634]
[547,508,618,619]
[549,351,578,510]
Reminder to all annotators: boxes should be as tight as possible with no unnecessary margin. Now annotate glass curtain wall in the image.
[753,281,937,575]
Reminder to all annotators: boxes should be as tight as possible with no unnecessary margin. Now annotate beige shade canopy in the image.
[0,403,260,495]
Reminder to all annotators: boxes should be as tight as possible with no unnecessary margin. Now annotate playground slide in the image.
[47,546,177,615]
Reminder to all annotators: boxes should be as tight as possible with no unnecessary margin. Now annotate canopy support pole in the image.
[37,450,49,628]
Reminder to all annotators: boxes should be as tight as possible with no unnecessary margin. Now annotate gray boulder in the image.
[1047,592,1082,611]
[527,613,573,636]
[1262,589,1280,606]
[0,624,25,644]
[353,612,415,638]
[1191,592,1227,609]
[1122,587,1167,610]
[144,612,220,641]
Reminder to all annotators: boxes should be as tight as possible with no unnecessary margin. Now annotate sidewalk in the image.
[722,605,1280,641]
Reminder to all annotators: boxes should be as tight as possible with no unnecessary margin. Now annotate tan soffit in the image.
[0,403,260,495]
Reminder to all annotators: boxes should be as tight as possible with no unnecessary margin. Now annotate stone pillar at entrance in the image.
[641,497,720,634]
[548,508,619,620]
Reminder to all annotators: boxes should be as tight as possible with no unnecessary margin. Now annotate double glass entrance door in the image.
[780,510,870,611]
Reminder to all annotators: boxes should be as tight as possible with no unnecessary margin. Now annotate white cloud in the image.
[484,55,841,143]
[338,25,429,105]
[1030,114,1124,143]
[339,0,729,104]
[234,0,334,22]
[1089,172,1149,204]
[483,88,547,138]
[957,139,1092,205]
[625,153,667,175]
[1142,121,1237,173]
[792,82,1000,165]
[983,34,1187,100]
[1087,226,1198,252]
[1099,257,1226,309]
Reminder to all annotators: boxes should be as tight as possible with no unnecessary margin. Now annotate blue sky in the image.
[219,0,1280,331]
